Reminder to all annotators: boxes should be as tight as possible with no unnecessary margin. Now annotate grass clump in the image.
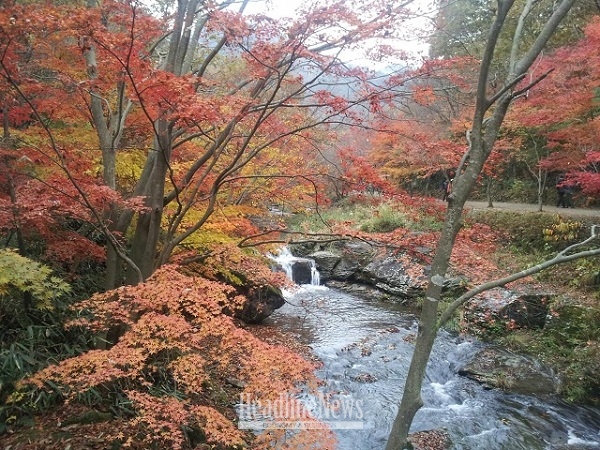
[287,197,443,235]
[359,203,409,233]
[468,210,570,253]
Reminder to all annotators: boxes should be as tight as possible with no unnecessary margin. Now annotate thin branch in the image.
[0,66,144,283]
[511,68,554,99]
[486,73,527,107]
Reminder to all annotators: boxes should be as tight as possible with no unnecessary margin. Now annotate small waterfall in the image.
[312,266,320,286]
[270,247,320,286]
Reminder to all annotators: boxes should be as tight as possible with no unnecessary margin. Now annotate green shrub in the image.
[469,210,583,254]
[0,249,70,310]
[0,250,96,431]
[359,204,409,233]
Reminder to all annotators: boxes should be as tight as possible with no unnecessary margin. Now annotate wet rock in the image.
[325,280,399,302]
[234,285,285,324]
[465,288,552,329]
[356,256,425,299]
[331,257,361,280]
[308,251,340,281]
[330,240,376,263]
[290,259,314,284]
[458,346,559,395]
[288,241,319,257]
[331,241,377,280]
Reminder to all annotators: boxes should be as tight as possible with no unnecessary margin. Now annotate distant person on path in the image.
[563,184,574,208]
[556,177,566,207]
[442,179,453,201]
[556,177,574,208]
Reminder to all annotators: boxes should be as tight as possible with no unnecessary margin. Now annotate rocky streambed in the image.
[262,244,600,449]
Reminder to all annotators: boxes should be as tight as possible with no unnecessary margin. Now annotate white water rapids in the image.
[262,250,600,449]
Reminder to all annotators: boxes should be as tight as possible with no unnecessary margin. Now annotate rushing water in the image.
[262,253,600,450]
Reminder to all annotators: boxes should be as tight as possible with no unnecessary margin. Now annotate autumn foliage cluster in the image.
[21,263,335,449]
[366,17,600,204]
[1,0,600,447]
[0,0,417,447]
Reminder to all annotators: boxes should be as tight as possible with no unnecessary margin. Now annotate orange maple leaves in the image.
[24,264,325,449]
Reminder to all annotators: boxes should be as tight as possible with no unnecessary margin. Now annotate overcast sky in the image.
[243,0,434,70]
[244,0,305,18]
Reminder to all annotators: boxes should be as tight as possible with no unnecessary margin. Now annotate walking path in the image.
[465,200,600,219]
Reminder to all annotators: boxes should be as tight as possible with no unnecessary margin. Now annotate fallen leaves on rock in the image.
[408,429,451,450]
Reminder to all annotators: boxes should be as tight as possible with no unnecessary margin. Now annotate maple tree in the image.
[2,0,597,447]
[507,17,600,199]
[0,0,445,448]
[12,262,335,449]
[0,0,433,291]
[364,57,481,197]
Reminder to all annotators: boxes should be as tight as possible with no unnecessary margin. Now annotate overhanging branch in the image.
[437,232,600,328]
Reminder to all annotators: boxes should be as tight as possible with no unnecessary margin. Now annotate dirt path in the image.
[464,200,600,219]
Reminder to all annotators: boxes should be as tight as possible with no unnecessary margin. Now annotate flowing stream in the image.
[262,252,600,449]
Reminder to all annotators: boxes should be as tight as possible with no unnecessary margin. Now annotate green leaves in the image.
[0,249,70,309]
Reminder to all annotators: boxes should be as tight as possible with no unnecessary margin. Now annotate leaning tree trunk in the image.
[385,202,463,448]
[385,0,576,447]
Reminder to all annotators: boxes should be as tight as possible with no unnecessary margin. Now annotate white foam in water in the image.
[270,247,322,286]
[431,382,452,402]
[281,284,329,298]
[567,428,600,446]
[467,428,498,439]
[447,402,470,412]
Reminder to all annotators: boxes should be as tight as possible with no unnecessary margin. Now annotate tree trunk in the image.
[126,127,171,283]
[2,97,9,140]
[537,166,547,212]
[385,0,576,446]
[485,176,494,207]
[385,204,463,449]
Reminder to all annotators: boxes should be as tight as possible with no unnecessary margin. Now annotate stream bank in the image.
[281,236,600,405]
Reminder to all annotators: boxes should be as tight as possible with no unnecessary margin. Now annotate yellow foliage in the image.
[115,149,147,186]
[543,220,582,242]
[0,249,70,309]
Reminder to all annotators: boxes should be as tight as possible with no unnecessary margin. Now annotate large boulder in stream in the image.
[331,240,377,280]
[356,255,427,298]
[458,346,560,395]
[307,240,427,299]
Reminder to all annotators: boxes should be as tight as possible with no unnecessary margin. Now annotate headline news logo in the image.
[238,392,365,430]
